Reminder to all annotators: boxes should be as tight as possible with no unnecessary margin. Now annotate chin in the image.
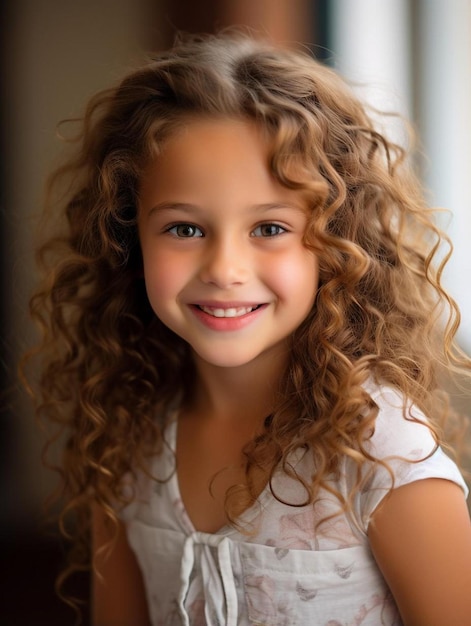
[192,347,265,370]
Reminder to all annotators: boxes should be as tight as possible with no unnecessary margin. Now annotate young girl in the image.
[28,33,471,625]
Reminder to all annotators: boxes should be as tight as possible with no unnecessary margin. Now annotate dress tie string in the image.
[178,532,238,626]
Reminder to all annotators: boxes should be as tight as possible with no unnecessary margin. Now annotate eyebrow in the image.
[147,201,305,216]
[147,202,198,216]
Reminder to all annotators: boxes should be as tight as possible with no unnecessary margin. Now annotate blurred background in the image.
[1,1,470,624]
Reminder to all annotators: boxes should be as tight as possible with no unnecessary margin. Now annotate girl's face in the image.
[138,117,318,370]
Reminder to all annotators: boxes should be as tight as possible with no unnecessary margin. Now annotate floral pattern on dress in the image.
[325,590,400,625]
[243,565,400,626]
[267,499,361,554]
[244,574,297,626]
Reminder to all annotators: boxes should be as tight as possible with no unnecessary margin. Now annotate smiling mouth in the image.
[196,305,262,318]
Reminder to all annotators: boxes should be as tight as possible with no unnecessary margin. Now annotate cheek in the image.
[268,251,318,304]
[142,250,187,306]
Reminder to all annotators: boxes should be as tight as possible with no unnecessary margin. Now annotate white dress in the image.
[119,384,469,626]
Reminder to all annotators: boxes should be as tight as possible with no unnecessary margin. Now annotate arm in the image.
[91,503,151,626]
[368,478,471,626]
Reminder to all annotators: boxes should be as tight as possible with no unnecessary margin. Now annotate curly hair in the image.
[25,31,469,608]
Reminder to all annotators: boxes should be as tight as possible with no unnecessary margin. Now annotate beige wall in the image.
[3,0,158,525]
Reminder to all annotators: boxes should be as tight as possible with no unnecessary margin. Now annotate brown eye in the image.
[252,224,286,237]
[167,224,204,238]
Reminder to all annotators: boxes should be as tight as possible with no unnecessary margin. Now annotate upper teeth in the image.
[199,305,257,318]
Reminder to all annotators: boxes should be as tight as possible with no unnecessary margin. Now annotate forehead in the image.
[139,116,307,209]
[153,116,269,166]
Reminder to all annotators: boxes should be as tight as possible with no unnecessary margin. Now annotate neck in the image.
[188,346,289,424]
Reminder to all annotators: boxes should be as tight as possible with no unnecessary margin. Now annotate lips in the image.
[189,302,267,330]
[197,304,261,318]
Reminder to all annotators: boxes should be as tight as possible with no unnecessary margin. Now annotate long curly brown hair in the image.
[25,31,469,609]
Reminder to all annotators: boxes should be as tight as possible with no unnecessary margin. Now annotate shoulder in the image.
[347,380,469,532]
[363,382,437,461]
[362,380,467,490]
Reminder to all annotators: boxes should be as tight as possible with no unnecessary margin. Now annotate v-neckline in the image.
[167,417,272,537]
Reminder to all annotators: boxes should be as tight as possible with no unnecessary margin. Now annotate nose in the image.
[198,235,249,288]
